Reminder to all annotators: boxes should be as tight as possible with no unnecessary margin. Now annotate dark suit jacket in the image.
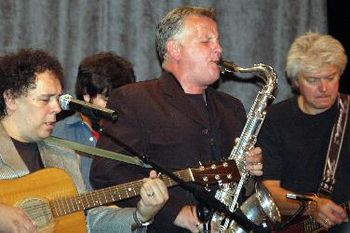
[91,71,246,232]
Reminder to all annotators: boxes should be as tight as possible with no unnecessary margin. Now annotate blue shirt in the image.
[52,113,96,191]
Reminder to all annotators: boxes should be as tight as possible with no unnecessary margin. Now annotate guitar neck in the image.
[303,200,350,233]
[49,169,191,217]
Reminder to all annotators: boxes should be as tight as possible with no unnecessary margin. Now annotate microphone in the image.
[286,193,314,202]
[59,94,117,121]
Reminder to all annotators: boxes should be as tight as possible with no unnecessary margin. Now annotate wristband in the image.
[133,210,154,227]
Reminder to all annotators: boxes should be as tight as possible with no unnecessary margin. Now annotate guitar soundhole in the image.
[18,197,54,232]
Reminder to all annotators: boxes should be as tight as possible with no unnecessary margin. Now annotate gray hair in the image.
[155,6,216,65]
[286,32,347,87]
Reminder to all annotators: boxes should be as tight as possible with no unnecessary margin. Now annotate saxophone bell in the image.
[229,182,281,233]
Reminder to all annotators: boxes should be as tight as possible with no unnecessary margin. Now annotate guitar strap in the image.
[44,136,151,168]
[318,94,350,197]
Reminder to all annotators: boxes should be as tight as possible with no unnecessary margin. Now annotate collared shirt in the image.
[52,113,96,191]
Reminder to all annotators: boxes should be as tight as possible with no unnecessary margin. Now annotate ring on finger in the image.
[324,218,329,225]
[147,192,155,197]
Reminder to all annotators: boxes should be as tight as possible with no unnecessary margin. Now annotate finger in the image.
[317,199,342,220]
[324,205,346,224]
[246,155,262,166]
[246,147,262,158]
[150,178,169,200]
[18,210,37,232]
[142,178,160,195]
[246,162,263,171]
[142,186,156,201]
[142,180,165,204]
[329,203,347,220]
[149,170,158,179]
[249,170,263,176]
[23,222,37,233]
[246,162,263,174]
[140,184,154,203]
[317,213,332,228]
[320,218,330,228]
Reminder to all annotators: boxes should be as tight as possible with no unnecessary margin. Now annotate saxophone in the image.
[212,60,281,232]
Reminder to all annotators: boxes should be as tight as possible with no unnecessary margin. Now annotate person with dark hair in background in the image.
[90,6,263,233]
[53,52,136,190]
[259,32,350,232]
[0,49,168,233]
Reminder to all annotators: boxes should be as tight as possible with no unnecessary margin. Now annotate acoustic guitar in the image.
[0,160,238,232]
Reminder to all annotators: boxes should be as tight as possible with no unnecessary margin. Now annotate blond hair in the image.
[286,32,347,87]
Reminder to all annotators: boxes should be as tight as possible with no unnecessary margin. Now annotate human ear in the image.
[294,79,299,87]
[166,40,181,61]
[3,90,17,111]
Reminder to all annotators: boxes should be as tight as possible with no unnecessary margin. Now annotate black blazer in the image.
[91,71,246,232]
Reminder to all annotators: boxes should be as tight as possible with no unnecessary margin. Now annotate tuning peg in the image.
[218,180,223,187]
[198,161,205,170]
[204,184,211,192]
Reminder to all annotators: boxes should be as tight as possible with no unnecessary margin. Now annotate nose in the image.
[214,41,223,55]
[318,79,328,92]
[52,97,62,114]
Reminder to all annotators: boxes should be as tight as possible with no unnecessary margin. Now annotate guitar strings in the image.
[20,171,191,220]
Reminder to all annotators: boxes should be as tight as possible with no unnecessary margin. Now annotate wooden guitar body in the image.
[0,168,86,233]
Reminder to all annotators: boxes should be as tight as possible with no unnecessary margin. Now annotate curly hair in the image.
[75,52,135,100]
[286,32,348,89]
[0,48,64,119]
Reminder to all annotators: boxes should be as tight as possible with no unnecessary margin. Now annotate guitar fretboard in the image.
[49,169,191,217]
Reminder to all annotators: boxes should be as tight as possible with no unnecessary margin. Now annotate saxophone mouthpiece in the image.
[218,59,238,73]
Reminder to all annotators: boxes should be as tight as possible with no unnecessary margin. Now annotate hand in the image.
[136,170,169,222]
[245,146,263,176]
[174,205,202,233]
[309,196,347,229]
[0,204,37,233]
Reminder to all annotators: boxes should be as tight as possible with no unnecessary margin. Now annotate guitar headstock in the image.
[189,160,240,186]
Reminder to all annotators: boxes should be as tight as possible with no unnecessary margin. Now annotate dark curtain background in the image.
[0,0,328,109]
[328,1,350,94]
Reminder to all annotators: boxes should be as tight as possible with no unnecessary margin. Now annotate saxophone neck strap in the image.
[45,136,150,168]
[319,94,350,197]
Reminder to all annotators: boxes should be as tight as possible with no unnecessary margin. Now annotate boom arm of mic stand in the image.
[100,129,264,233]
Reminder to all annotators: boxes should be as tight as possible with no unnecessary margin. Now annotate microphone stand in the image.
[271,194,312,231]
[98,128,269,233]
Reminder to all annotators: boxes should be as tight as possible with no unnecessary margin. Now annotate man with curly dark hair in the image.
[0,49,64,120]
[0,49,168,233]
